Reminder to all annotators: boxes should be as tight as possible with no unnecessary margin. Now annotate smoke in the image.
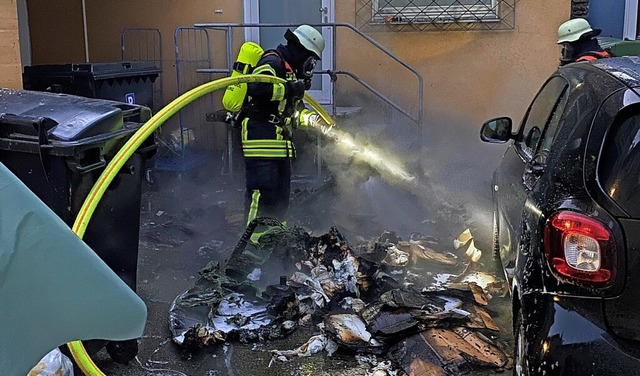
[145,102,508,253]
[290,106,508,244]
[420,110,508,234]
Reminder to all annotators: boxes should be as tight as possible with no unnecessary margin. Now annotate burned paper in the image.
[169,220,510,375]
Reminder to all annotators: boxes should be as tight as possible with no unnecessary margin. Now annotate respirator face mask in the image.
[559,43,576,66]
[301,56,317,80]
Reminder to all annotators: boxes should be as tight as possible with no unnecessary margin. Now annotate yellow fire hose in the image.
[66,74,336,375]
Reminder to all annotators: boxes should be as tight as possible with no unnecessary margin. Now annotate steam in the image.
[322,127,416,183]
[303,108,508,241]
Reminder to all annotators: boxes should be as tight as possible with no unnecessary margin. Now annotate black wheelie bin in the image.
[23,61,160,110]
[0,88,156,364]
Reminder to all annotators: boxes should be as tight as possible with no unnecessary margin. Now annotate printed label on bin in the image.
[125,93,136,104]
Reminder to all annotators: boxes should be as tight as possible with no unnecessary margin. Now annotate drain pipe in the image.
[81,0,89,62]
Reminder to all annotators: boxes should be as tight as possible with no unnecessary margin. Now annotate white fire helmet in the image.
[557,18,594,44]
[290,25,325,59]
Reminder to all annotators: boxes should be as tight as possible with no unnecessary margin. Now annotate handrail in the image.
[193,22,423,126]
[174,26,212,151]
[330,70,419,124]
[121,27,163,62]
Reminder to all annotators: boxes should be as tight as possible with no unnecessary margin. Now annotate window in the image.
[536,83,570,160]
[599,108,640,217]
[356,0,516,31]
[372,0,499,24]
[517,77,569,159]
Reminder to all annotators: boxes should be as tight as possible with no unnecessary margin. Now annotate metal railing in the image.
[187,22,424,179]
[121,27,165,112]
[193,22,424,126]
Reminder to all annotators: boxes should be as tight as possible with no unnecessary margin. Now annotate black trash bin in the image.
[0,88,156,363]
[23,61,160,110]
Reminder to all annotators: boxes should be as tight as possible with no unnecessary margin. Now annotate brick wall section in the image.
[572,0,589,18]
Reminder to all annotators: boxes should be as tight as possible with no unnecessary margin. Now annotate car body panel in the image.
[603,212,640,340]
[483,57,640,372]
[523,293,640,375]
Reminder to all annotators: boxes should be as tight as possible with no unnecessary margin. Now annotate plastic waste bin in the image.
[0,88,156,363]
[598,37,640,57]
[23,61,160,110]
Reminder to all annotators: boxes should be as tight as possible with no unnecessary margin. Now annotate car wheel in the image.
[105,339,138,364]
[514,309,530,376]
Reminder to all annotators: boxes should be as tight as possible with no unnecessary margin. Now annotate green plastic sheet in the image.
[0,163,146,375]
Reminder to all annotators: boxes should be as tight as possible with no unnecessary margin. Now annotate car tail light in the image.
[544,211,616,285]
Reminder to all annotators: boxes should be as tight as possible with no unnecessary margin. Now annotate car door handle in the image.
[524,161,544,175]
[523,162,543,190]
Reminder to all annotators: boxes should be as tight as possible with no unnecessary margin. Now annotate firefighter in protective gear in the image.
[557,18,612,66]
[240,25,326,231]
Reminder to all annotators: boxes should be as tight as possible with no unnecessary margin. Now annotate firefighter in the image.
[240,25,326,234]
[557,18,612,66]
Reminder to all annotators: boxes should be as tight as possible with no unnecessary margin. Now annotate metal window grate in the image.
[356,0,516,31]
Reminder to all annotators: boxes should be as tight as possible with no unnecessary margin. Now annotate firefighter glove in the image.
[301,111,333,134]
[300,109,319,127]
[285,80,306,100]
[308,114,321,128]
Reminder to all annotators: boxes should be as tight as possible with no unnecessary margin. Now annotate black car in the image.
[481,57,640,375]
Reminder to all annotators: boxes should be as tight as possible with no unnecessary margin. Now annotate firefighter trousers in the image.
[244,157,291,225]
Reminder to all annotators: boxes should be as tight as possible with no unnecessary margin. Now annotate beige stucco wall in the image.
[85,1,243,96]
[87,1,244,149]
[28,0,85,65]
[26,1,244,150]
[335,0,569,128]
[0,0,22,89]
[26,0,569,150]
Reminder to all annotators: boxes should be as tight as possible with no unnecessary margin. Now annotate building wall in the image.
[26,0,570,150]
[87,1,244,149]
[27,1,244,150]
[335,0,569,129]
[29,1,243,97]
[28,0,85,65]
[0,0,22,89]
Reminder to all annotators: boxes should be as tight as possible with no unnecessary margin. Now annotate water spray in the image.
[302,95,416,185]
[321,126,416,183]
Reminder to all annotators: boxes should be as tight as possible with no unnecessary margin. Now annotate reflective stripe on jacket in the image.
[240,130,295,158]
[241,49,298,159]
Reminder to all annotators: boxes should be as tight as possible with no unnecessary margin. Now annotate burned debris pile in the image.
[169,219,510,375]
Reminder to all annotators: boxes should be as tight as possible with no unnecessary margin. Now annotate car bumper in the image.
[528,293,640,375]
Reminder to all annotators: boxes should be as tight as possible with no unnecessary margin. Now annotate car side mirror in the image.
[480,117,513,143]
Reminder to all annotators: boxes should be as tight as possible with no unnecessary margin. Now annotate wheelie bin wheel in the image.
[105,339,138,364]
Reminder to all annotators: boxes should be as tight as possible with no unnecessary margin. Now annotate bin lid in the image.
[0,88,147,143]
[598,37,640,57]
[23,61,160,80]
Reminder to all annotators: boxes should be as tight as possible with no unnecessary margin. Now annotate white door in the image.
[243,0,334,104]
[624,0,638,39]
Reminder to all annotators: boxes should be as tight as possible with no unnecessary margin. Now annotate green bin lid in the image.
[598,37,640,57]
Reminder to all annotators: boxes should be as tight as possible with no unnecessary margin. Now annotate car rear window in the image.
[599,108,640,217]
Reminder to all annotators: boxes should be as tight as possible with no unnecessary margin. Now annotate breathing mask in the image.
[300,56,317,90]
[301,56,317,80]
[559,43,576,66]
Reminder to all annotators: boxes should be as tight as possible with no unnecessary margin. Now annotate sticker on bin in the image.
[125,92,136,104]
